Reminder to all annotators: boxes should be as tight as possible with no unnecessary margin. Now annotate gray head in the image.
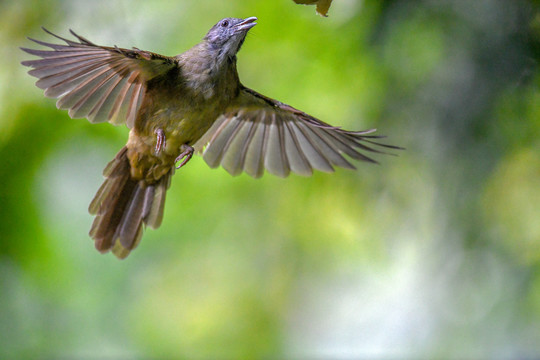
[204,17,257,59]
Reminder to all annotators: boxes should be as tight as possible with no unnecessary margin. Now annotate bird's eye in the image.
[221,20,229,27]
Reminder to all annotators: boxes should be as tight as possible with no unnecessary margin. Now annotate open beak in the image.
[235,17,257,32]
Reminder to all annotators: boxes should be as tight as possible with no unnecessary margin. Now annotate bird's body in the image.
[22,17,401,259]
[129,39,242,182]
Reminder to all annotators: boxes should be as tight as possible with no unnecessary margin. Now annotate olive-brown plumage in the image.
[21,17,401,259]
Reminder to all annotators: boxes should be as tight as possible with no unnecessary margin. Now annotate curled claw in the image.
[154,128,166,154]
[175,144,194,169]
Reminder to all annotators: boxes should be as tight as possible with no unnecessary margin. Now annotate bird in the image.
[21,17,401,259]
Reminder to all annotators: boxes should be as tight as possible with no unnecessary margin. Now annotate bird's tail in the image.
[88,146,171,259]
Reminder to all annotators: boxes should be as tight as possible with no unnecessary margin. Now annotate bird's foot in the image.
[154,128,166,155]
[175,144,194,169]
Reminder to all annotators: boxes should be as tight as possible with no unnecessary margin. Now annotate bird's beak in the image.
[234,17,257,32]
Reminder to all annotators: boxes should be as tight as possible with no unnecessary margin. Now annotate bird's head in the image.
[204,17,257,60]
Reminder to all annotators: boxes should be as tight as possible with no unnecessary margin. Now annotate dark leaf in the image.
[293,0,333,17]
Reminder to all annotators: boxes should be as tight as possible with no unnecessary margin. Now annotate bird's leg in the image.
[154,128,166,155]
[175,144,194,169]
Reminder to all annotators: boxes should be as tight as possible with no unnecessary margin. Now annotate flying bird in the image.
[21,17,401,259]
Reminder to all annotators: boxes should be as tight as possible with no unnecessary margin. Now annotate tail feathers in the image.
[89,146,171,259]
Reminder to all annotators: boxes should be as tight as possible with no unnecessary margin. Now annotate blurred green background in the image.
[1,0,540,358]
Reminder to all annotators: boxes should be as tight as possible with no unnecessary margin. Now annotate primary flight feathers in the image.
[21,28,177,127]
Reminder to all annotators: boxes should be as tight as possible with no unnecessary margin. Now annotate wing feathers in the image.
[65,69,122,119]
[317,128,379,163]
[107,72,139,125]
[21,28,177,127]
[26,54,110,77]
[57,66,117,113]
[291,121,334,173]
[35,54,123,91]
[243,113,268,178]
[203,115,242,168]
[303,125,356,170]
[221,116,256,176]
[264,113,290,177]
[199,88,401,177]
[127,83,144,128]
[282,119,313,176]
[87,76,127,123]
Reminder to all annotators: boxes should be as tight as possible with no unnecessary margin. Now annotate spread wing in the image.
[21,28,178,127]
[195,86,402,178]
